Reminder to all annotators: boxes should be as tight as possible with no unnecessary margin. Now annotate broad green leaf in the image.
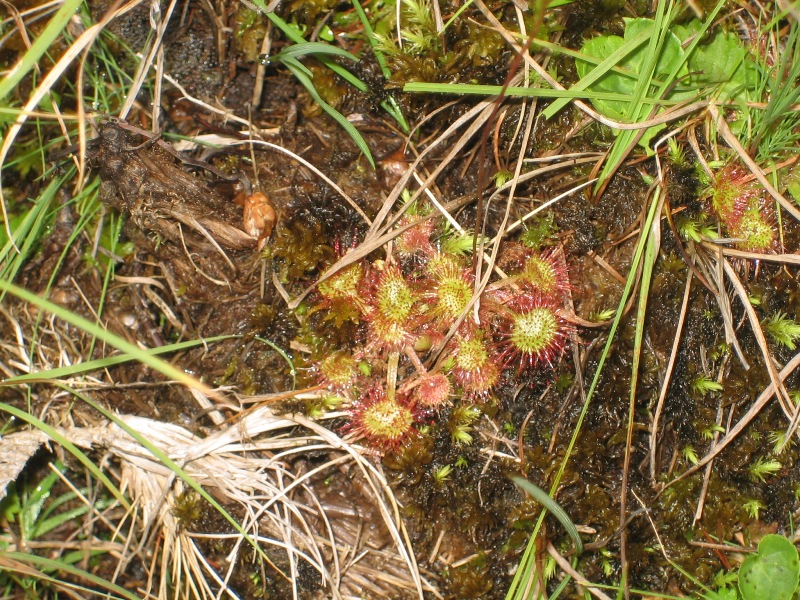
[575,18,689,151]
[739,535,800,600]
[688,31,759,102]
[576,34,628,121]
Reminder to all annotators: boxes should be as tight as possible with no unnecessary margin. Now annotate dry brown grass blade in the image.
[118,0,175,120]
[693,402,725,524]
[43,407,427,598]
[367,90,512,240]
[693,246,749,368]
[546,542,613,600]
[0,429,50,501]
[491,173,598,243]
[0,375,431,596]
[162,73,280,135]
[700,242,800,266]
[722,256,794,417]
[649,270,692,480]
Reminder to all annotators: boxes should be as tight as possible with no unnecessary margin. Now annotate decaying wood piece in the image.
[91,121,256,254]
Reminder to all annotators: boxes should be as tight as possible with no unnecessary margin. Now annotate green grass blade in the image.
[404,82,685,104]
[258,5,409,132]
[18,467,61,538]
[594,1,679,189]
[3,335,235,383]
[0,173,66,282]
[34,500,101,539]
[0,0,83,101]
[619,185,662,590]
[265,11,368,91]
[352,0,391,79]
[380,96,410,132]
[513,477,583,555]
[277,41,358,62]
[0,551,142,600]
[0,279,213,394]
[0,402,129,511]
[349,0,411,131]
[284,60,375,167]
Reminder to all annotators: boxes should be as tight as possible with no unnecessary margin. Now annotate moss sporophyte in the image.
[308,212,576,451]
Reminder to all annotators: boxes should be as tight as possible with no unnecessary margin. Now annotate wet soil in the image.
[3,1,800,599]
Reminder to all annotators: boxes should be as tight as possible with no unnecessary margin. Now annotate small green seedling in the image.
[741,499,765,520]
[432,464,453,484]
[701,424,726,440]
[588,308,616,322]
[574,16,758,151]
[748,457,781,483]
[450,405,481,445]
[682,445,699,466]
[763,312,800,350]
[692,375,723,397]
[678,215,718,243]
[739,535,800,600]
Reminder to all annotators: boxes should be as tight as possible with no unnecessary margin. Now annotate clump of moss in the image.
[444,554,493,598]
[268,218,333,283]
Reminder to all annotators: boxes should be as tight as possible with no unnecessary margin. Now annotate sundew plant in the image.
[2,0,800,599]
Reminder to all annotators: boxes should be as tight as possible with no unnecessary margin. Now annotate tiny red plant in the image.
[345,385,419,450]
[449,327,501,397]
[315,262,367,325]
[730,197,778,252]
[710,163,777,251]
[498,296,570,370]
[711,164,751,225]
[423,255,474,326]
[411,372,452,410]
[318,351,359,392]
[395,215,436,259]
[518,248,570,299]
[361,264,421,353]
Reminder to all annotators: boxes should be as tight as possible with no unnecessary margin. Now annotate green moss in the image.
[172,490,205,531]
[234,8,268,62]
[267,219,333,283]
[444,554,493,599]
[383,433,434,485]
[520,211,558,250]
